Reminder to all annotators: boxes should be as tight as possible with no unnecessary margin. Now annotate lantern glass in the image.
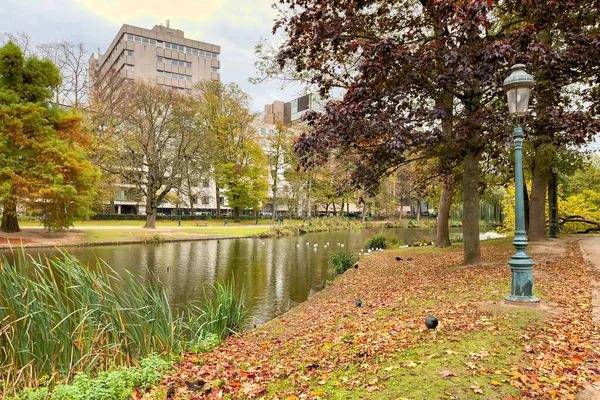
[516,86,531,115]
[503,64,535,118]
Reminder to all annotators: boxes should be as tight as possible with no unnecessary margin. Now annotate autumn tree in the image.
[503,0,600,241]
[0,42,99,232]
[94,81,202,229]
[193,81,269,222]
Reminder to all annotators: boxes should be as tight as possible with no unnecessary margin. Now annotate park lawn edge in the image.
[148,237,599,399]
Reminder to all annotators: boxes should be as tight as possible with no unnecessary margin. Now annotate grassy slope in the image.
[153,238,599,399]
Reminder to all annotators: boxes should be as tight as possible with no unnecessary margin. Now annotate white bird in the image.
[340,244,345,247]
[368,249,372,253]
[306,242,309,245]
[314,244,318,247]
[296,244,300,247]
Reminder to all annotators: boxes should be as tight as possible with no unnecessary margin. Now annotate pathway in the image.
[578,235,600,399]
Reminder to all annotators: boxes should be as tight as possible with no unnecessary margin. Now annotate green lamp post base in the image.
[506,243,539,303]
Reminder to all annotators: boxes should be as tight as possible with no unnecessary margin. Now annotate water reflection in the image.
[3,227,460,325]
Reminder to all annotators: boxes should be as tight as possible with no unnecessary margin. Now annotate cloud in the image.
[1,0,302,110]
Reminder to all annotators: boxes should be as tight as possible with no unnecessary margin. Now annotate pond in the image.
[2,227,461,325]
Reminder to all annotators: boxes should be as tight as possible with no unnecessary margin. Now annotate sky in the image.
[0,0,302,111]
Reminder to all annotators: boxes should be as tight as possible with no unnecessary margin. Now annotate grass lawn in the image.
[152,238,598,399]
[81,226,271,243]
[18,218,300,228]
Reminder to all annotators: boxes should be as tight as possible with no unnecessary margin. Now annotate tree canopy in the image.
[0,42,98,232]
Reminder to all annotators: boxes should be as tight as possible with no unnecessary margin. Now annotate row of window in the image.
[126,34,219,59]
[259,128,294,137]
[260,128,275,136]
[120,64,134,72]
[157,56,192,68]
[159,84,191,93]
[190,196,210,205]
[157,70,192,81]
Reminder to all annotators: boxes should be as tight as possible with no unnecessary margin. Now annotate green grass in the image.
[80,226,270,243]
[267,308,544,399]
[18,219,303,228]
[0,252,249,395]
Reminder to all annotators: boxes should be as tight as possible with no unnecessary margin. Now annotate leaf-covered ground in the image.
[143,239,600,399]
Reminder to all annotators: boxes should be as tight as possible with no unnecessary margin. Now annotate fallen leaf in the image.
[438,370,457,377]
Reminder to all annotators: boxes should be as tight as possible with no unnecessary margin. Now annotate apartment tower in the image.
[90,21,220,91]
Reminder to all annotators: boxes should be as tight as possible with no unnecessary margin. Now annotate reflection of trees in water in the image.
[5,227,459,325]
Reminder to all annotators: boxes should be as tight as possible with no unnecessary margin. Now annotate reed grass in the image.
[0,251,248,395]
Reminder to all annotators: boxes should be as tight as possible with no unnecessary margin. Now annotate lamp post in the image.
[549,166,559,238]
[504,64,539,303]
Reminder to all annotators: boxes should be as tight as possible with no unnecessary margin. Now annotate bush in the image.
[559,189,600,233]
[364,235,387,250]
[329,251,357,276]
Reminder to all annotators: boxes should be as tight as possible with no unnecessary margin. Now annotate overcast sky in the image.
[0,0,302,111]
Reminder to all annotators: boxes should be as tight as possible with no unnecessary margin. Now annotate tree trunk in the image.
[272,184,278,223]
[233,207,241,223]
[215,183,221,217]
[332,201,337,216]
[416,200,421,221]
[436,180,454,248]
[462,151,481,265]
[1,199,20,233]
[340,199,345,217]
[529,145,549,241]
[143,196,157,229]
[361,200,367,223]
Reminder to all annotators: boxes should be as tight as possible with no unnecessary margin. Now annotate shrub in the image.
[558,189,600,233]
[364,234,387,250]
[329,250,357,276]
[16,355,171,400]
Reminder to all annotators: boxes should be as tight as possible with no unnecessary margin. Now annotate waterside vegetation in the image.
[0,252,248,397]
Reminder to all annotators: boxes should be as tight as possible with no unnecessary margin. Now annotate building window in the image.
[202,180,209,188]
[157,70,192,81]
[124,64,134,71]
[126,49,134,56]
[202,196,209,205]
[212,67,219,73]
[219,196,224,205]
[269,129,274,136]
[127,34,134,41]
[260,128,266,136]
[157,56,163,62]
[190,196,197,205]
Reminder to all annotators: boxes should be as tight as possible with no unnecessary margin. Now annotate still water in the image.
[5,227,460,325]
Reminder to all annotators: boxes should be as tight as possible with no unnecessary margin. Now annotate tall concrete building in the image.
[90,23,224,216]
[90,22,220,90]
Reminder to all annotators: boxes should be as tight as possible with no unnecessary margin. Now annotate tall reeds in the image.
[0,251,247,394]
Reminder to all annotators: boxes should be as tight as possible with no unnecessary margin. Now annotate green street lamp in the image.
[549,166,559,238]
[503,64,539,303]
